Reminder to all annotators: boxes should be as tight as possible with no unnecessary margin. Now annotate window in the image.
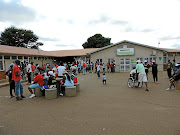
[38,57,41,60]
[136,58,143,63]
[24,56,28,60]
[108,58,114,64]
[96,59,102,64]
[18,56,23,59]
[150,57,156,62]
[34,57,37,60]
[0,56,4,70]
[163,56,167,64]
[4,56,10,59]
[12,56,17,60]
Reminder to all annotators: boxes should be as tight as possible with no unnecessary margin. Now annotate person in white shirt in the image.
[102,63,105,73]
[57,62,66,78]
[97,63,101,78]
[26,62,32,85]
[102,73,106,84]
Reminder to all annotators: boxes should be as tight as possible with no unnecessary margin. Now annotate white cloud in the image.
[1,0,180,50]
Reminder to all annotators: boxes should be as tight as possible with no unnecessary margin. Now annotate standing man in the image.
[151,60,158,83]
[97,63,101,78]
[144,60,150,80]
[136,60,149,91]
[26,62,32,85]
[57,62,66,78]
[167,60,172,78]
[12,60,25,100]
[82,62,86,75]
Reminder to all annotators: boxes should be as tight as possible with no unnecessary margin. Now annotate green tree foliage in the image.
[82,34,111,48]
[0,26,43,49]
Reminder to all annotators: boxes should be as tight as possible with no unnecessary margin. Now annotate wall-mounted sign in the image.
[131,59,136,64]
[117,48,134,56]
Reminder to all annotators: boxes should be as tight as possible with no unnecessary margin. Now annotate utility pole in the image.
[158,42,160,48]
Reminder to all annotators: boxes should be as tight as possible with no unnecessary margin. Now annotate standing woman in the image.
[6,63,15,98]
[144,60,150,80]
[151,60,158,83]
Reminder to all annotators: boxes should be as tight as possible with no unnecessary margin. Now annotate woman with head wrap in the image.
[6,63,15,98]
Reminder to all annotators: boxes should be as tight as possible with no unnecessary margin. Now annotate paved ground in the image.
[0,72,180,135]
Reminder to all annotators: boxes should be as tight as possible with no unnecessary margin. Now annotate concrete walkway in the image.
[0,72,180,135]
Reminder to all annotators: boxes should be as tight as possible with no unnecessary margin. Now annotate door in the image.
[120,58,131,72]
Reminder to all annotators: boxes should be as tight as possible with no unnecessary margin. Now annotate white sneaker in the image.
[166,88,171,91]
[29,94,36,98]
[59,93,63,96]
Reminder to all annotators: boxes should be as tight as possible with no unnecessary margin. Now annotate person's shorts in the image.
[138,72,148,82]
[29,83,40,89]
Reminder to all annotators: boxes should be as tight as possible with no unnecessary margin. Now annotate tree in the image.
[0,26,43,49]
[82,34,111,48]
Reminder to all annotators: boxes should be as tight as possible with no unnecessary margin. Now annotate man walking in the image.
[12,60,25,100]
[136,60,149,91]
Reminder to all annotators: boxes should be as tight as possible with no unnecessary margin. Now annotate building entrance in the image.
[120,58,131,72]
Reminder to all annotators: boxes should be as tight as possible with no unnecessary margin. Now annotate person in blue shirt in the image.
[102,73,106,84]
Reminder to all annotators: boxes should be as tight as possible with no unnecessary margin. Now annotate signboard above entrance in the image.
[117,48,134,56]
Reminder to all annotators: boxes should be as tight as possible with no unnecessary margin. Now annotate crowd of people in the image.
[5,58,180,100]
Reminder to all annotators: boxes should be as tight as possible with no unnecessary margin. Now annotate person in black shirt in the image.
[144,60,150,80]
[167,60,172,78]
[48,71,57,85]
[151,60,158,83]
[6,63,15,98]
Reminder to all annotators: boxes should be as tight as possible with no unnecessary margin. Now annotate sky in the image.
[1,0,180,51]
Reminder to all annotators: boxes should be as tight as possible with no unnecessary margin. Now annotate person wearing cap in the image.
[136,60,149,91]
[130,65,138,77]
[28,71,44,98]
[166,63,180,90]
[12,60,25,100]
[48,71,57,85]
[151,60,158,83]
[6,63,15,98]
[143,60,150,80]
[60,70,74,96]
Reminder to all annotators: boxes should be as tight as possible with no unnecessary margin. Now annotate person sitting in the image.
[28,71,44,98]
[166,63,180,90]
[60,70,74,96]
[48,71,57,86]
[130,66,138,78]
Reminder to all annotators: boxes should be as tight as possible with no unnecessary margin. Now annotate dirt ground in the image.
[0,72,180,135]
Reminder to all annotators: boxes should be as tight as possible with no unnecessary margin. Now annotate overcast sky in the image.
[1,0,180,51]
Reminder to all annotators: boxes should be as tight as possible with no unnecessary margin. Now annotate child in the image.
[102,73,106,84]
[130,66,137,77]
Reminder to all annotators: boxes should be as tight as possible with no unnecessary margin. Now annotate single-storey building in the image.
[1,40,180,80]
[88,40,169,72]
[0,45,57,80]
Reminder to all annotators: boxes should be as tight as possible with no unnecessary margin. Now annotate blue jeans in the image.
[97,70,100,77]
[15,80,23,97]
[83,68,86,74]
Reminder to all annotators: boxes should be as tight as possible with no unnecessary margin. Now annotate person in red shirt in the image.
[12,60,25,101]
[31,62,36,79]
[82,62,86,75]
[28,71,44,98]
[42,64,45,71]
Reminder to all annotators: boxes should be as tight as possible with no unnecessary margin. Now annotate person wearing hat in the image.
[28,71,44,98]
[6,63,15,98]
[166,63,180,90]
[151,60,158,83]
[12,60,25,100]
[48,71,57,85]
[136,60,149,91]
[60,70,74,96]
[143,60,150,80]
